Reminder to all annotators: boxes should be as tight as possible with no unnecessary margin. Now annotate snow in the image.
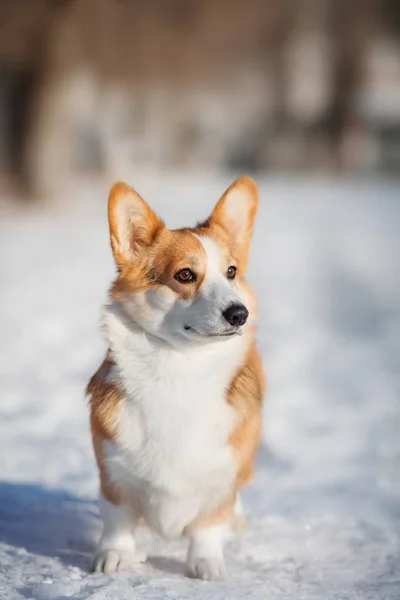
[1,175,399,599]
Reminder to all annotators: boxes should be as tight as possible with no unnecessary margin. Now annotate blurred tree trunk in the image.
[324,0,383,169]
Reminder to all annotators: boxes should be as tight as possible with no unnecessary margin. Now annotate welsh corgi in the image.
[87,177,265,580]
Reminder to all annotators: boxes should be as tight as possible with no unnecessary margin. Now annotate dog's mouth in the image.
[183,325,239,338]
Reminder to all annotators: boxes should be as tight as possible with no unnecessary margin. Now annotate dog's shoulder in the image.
[228,335,265,411]
[227,334,265,489]
[87,352,124,441]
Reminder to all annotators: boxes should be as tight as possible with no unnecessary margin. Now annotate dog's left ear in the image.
[209,177,259,266]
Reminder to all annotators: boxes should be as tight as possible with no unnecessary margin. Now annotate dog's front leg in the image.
[185,498,235,581]
[93,494,145,573]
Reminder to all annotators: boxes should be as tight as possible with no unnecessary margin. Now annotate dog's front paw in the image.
[187,557,227,581]
[93,549,147,574]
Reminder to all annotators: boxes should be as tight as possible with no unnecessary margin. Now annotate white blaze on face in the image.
[189,234,244,334]
[194,235,235,302]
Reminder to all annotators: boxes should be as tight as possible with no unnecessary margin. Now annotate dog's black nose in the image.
[222,304,249,327]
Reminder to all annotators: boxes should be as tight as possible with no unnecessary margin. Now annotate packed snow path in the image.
[1,176,399,599]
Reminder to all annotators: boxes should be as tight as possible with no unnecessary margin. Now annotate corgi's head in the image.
[107,177,259,347]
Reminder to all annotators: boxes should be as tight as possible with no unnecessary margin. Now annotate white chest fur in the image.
[102,306,248,538]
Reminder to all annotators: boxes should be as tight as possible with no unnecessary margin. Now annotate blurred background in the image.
[1,2,400,597]
[0,0,400,199]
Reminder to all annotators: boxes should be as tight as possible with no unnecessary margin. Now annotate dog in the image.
[87,177,265,580]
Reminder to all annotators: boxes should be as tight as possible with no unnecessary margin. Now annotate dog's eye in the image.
[227,266,237,280]
[175,268,196,283]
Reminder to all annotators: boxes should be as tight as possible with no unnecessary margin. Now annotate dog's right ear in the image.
[108,182,164,269]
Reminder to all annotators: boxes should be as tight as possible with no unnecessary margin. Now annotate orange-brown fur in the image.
[88,177,265,538]
[89,338,264,524]
[228,341,265,487]
[110,228,208,303]
[87,355,123,505]
[185,339,265,532]
[193,177,259,273]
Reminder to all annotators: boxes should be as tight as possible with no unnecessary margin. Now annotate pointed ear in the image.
[108,181,163,268]
[209,177,259,264]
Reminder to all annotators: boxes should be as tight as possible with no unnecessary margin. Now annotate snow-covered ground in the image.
[1,176,399,599]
